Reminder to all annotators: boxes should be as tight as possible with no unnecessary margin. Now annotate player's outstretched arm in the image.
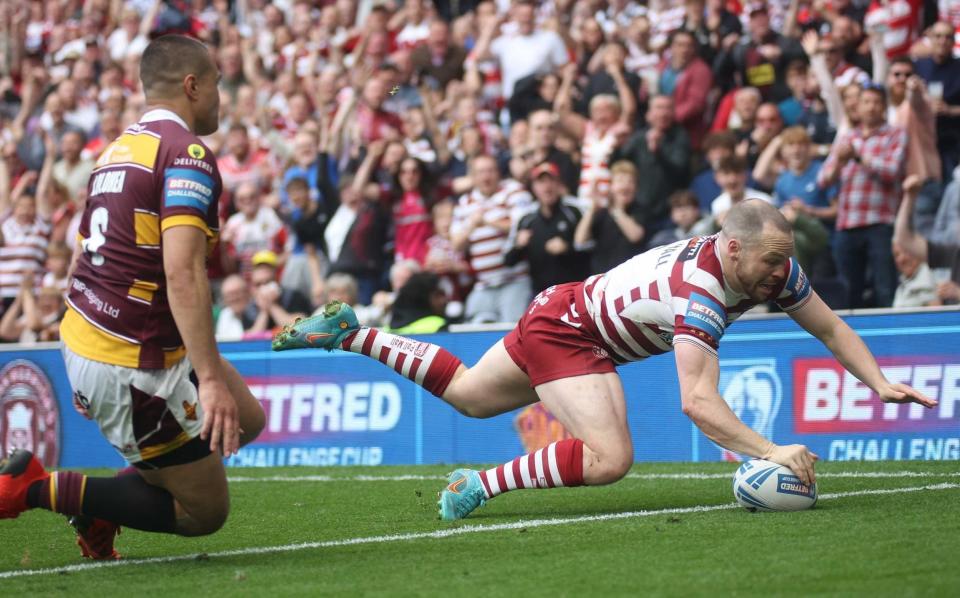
[163,225,240,457]
[789,290,938,409]
[675,341,818,484]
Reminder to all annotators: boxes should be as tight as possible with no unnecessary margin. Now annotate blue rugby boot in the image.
[271,301,359,351]
[437,468,487,521]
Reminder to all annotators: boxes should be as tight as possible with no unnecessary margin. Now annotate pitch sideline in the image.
[1,482,957,580]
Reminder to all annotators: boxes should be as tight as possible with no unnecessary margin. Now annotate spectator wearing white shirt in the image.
[106,5,155,63]
[215,274,256,342]
[469,0,570,100]
[0,177,52,309]
[52,130,94,201]
[710,155,774,227]
[451,154,534,323]
[221,181,289,280]
[892,242,944,308]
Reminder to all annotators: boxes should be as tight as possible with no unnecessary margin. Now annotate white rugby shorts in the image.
[62,345,205,465]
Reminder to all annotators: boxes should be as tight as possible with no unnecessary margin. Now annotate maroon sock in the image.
[27,469,176,533]
[26,472,87,515]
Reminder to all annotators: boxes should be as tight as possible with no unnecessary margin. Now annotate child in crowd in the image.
[42,241,71,296]
[424,199,472,316]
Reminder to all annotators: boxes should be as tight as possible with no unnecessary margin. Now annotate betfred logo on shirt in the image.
[163,167,215,211]
[793,357,960,433]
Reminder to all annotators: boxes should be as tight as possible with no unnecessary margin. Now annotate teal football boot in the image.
[437,468,487,521]
[271,300,360,351]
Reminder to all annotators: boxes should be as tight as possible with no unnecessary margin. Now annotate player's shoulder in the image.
[140,114,218,175]
[667,235,726,292]
[774,256,813,308]
[163,131,217,171]
[673,235,722,274]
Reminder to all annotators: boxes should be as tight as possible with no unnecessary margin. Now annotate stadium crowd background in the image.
[0,0,959,345]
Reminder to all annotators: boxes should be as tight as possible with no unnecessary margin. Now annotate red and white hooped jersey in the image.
[866,0,923,58]
[570,235,813,361]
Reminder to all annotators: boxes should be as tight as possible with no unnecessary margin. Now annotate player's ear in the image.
[185,74,199,99]
[728,237,742,260]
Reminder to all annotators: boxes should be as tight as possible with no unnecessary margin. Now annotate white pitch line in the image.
[628,471,960,480]
[1,482,957,581]
[224,471,960,483]
[227,474,443,483]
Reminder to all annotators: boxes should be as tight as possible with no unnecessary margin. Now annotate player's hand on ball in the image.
[763,444,819,486]
[878,382,938,408]
[199,379,240,457]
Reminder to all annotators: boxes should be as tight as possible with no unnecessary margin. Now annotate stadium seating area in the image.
[1,0,959,345]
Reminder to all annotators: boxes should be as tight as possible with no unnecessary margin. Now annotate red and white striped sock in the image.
[478,439,584,498]
[340,327,463,397]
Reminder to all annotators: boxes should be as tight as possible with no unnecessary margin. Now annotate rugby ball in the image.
[732,459,817,512]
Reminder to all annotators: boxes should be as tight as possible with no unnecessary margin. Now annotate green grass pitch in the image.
[2,461,959,596]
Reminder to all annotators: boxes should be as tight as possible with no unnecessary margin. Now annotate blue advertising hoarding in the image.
[1,309,958,468]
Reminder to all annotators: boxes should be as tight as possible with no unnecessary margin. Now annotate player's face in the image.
[735,230,794,301]
[194,66,221,137]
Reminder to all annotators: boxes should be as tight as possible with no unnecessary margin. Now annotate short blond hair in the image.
[779,126,811,146]
[610,160,637,179]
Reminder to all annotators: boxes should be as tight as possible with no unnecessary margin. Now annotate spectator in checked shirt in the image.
[818,83,906,308]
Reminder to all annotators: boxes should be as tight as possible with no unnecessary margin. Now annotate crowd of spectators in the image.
[1,0,959,345]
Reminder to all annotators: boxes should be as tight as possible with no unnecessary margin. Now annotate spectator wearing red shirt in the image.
[355,77,403,145]
[660,29,714,149]
[389,156,438,265]
[217,124,271,195]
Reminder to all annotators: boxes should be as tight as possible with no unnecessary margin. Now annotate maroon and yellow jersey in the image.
[61,109,221,369]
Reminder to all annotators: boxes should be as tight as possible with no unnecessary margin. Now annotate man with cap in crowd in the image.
[505,162,591,295]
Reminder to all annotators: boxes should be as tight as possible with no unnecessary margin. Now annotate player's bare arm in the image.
[675,341,818,485]
[163,225,240,456]
[788,289,938,408]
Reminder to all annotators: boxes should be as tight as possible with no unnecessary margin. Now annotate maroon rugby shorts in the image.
[504,282,616,387]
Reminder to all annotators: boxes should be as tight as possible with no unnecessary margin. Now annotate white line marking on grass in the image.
[227,474,443,482]
[627,471,960,481]
[225,471,960,483]
[1,482,957,580]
